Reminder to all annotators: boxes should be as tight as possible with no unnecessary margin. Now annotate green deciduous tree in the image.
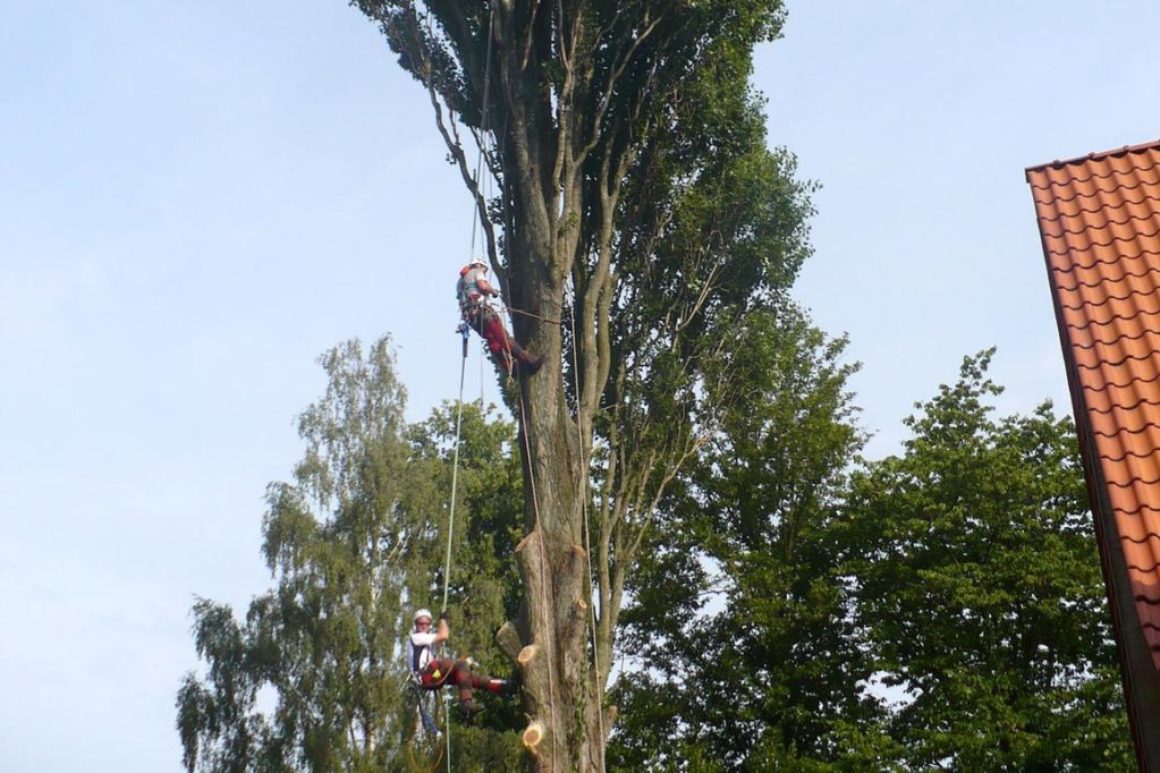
[176,337,524,771]
[610,307,876,771]
[349,2,811,767]
[840,349,1133,770]
[610,348,1134,771]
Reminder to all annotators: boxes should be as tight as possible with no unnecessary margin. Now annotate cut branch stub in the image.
[523,720,544,753]
[517,644,539,667]
[495,621,524,662]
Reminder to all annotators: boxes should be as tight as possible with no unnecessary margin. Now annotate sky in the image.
[2,2,1159,770]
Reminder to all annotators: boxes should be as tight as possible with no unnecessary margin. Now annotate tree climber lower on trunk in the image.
[457,260,544,375]
[408,608,517,720]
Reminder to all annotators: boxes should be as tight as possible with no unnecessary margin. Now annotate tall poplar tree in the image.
[348,2,812,767]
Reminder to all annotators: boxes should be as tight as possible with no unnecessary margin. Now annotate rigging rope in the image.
[427,4,572,768]
[441,331,469,616]
[468,0,495,263]
[441,0,495,627]
[435,328,469,773]
[502,303,562,325]
[430,6,499,772]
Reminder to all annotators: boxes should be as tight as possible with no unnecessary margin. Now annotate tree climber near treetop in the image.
[457,260,544,375]
[408,608,517,720]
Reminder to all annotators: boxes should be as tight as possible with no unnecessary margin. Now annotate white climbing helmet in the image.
[460,259,487,277]
[413,608,433,624]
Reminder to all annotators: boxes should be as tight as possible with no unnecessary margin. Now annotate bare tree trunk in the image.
[503,224,607,770]
[351,3,751,768]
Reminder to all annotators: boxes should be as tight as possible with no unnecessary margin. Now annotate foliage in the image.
[345,5,1134,771]
[839,349,1134,770]
[176,337,524,771]
[610,307,874,771]
[609,348,1135,771]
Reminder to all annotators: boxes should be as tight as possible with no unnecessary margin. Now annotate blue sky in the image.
[3,2,1159,769]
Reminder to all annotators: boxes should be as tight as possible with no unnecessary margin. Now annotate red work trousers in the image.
[465,306,511,357]
[418,658,504,704]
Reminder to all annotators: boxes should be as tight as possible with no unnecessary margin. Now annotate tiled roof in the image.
[1027,139,1160,669]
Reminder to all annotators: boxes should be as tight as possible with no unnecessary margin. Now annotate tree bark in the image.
[352,2,774,768]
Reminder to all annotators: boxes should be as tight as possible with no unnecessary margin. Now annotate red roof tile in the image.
[1028,139,1160,670]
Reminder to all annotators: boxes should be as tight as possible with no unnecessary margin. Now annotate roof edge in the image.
[1025,137,1160,177]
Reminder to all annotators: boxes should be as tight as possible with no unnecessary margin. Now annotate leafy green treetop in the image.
[841,349,1133,770]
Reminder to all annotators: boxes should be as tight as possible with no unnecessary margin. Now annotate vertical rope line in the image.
[441,341,468,773]
[469,5,495,262]
[567,287,606,768]
[448,0,495,615]
[424,5,497,771]
[492,300,558,770]
[442,688,451,773]
[420,7,456,770]
[515,382,559,773]
[441,350,468,614]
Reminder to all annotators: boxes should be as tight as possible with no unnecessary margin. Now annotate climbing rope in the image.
[431,327,470,773]
[442,0,497,614]
[421,4,572,768]
[502,303,562,325]
[441,327,470,615]
[468,0,495,267]
[426,6,499,772]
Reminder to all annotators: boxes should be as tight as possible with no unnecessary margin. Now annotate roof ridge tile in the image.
[1026,138,1160,175]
